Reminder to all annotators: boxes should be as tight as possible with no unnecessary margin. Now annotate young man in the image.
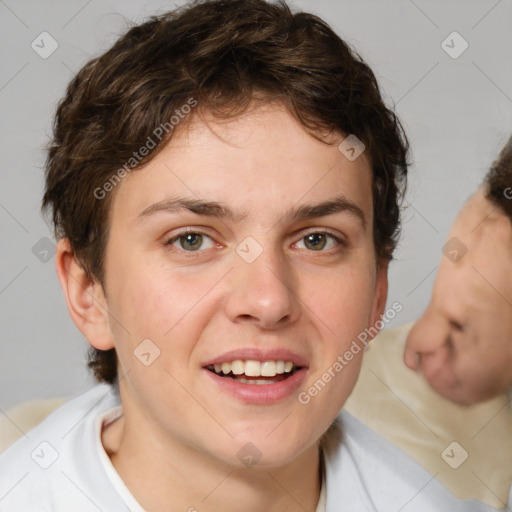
[405,136,512,405]
[0,1,498,510]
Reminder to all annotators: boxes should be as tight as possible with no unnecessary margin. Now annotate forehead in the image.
[433,194,512,314]
[110,102,375,226]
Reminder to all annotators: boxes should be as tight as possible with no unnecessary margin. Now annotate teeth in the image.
[209,359,297,377]
[236,378,274,385]
[261,361,276,377]
[244,360,261,377]
[231,360,244,375]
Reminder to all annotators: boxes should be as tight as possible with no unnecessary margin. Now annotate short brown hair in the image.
[42,0,409,384]
[485,135,512,221]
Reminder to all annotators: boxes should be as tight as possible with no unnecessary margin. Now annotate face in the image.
[405,190,512,405]
[92,102,387,467]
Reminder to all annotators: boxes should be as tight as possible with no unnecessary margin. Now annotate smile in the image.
[206,359,299,384]
[203,358,307,404]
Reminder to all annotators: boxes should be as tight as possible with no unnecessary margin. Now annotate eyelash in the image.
[163,228,346,254]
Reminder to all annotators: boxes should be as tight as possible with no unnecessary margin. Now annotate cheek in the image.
[304,262,377,341]
[450,332,507,402]
[300,263,375,408]
[106,262,212,358]
[111,275,169,338]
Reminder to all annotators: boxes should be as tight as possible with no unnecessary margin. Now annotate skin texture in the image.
[405,188,512,405]
[56,102,388,512]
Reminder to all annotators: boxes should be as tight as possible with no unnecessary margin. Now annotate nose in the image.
[404,313,450,374]
[224,246,301,330]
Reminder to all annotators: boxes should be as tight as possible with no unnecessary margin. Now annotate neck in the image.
[102,407,322,512]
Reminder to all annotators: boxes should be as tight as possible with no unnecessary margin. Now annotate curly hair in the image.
[42,0,409,384]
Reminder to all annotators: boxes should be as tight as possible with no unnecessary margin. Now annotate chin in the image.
[211,431,316,470]
[443,392,475,407]
[438,382,502,406]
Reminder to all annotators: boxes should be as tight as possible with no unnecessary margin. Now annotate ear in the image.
[368,260,389,340]
[55,238,115,350]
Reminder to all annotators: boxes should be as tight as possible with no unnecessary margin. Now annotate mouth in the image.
[202,349,309,403]
[205,359,302,385]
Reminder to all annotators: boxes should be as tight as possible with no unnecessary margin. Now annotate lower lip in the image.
[203,368,308,404]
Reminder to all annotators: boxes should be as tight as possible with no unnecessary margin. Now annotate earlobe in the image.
[55,238,115,351]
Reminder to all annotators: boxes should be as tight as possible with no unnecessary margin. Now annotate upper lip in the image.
[202,348,309,368]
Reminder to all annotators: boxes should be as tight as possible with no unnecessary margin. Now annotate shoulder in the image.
[344,324,512,508]
[323,410,502,512]
[0,384,122,511]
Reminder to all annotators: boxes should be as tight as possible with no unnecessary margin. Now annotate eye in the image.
[295,231,343,251]
[166,231,215,252]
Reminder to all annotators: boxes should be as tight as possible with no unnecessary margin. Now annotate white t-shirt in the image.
[0,384,501,511]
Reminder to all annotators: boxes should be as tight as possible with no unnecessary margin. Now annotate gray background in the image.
[1,0,511,409]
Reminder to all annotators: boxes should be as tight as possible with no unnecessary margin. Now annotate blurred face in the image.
[101,102,387,468]
[405,189,512,405]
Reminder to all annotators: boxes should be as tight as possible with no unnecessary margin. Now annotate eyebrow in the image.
[137,194,366,228]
